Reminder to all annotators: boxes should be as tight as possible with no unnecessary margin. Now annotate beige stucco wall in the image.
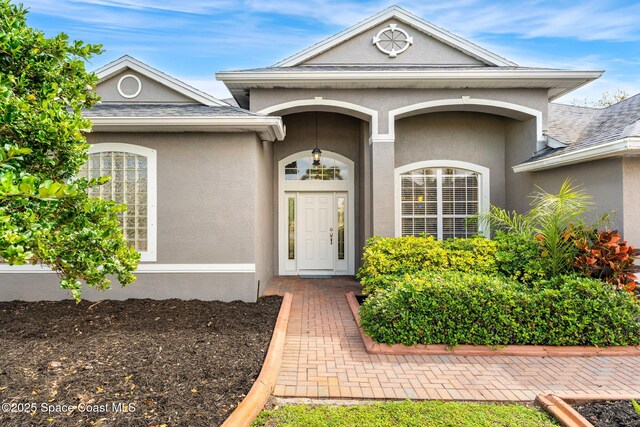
[97,69,194,103]
[395,112,507,209]
[272,112,365,273]
[304,18,485,66]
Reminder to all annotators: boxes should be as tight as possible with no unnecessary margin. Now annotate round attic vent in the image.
[117,74,142,99]
[373,24,414,58]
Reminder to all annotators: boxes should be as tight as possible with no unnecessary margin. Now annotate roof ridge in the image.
[94,55,227,107]
[271,6,517,67]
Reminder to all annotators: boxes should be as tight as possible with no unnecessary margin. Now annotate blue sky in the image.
[20,0,640,104]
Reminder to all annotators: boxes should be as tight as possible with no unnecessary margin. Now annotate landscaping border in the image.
[221,292,293,427]
[536,394,640,427]
[346,292,640,356]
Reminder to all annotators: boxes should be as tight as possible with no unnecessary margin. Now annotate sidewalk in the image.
[264,276,640,401]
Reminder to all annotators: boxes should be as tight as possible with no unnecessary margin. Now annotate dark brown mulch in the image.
[574,400,640,427]
[0,296,283,427]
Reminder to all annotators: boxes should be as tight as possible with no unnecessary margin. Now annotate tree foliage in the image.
[571,89,630,108]
[0,0,139,300]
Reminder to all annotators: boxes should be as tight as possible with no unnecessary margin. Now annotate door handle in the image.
[330,227,333,245]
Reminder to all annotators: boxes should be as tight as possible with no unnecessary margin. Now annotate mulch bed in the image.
[0,296,283,427]
[573,400,640,427]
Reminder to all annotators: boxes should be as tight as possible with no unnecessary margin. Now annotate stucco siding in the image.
[0,131,262,302]
[504,119,538,213]
[251,88,549,137]
[86,132,257,264]
[395,112,507,209]
[0,273,256,302]
[304,19,485,66]
[622,157,640,244]
[97,70,195,104]
[531,158,624,231]
[255,138,274,296]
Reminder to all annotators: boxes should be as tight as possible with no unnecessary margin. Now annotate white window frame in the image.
[394,160,490,239]
[88,143,157,262]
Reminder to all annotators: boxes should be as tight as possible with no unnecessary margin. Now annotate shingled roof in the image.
[84,103,262,118]
[521,93,640,167]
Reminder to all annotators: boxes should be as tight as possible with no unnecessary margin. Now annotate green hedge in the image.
[359,271,640,347]
[357,236,498,294]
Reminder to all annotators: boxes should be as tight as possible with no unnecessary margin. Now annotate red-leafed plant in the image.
[573,229,637,292]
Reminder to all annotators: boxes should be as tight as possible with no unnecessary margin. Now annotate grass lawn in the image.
[253,400,560,427]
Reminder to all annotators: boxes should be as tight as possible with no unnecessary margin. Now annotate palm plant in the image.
[482,179,594,277]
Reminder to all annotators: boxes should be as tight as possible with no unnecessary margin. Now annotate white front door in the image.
[298,192,334,271]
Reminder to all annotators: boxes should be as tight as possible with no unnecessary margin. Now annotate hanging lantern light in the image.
[311,112,322,166]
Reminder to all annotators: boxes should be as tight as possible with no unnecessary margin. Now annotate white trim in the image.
[394,160,490,238]
[273,5,516,67]
[95,55,226,107]
[217,69,603,102]
[88,143,158,262]
[513,137,640,173]
[278,151,355,276]
[388,97,544,148]
[257,98,379,139]
[89,116,286,141]
[116,74,142,99]
[0,263,256,274]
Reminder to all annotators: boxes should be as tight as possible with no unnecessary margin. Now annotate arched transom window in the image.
[79,143,157,261]
[284,156,349,181]
[397,162,489,239]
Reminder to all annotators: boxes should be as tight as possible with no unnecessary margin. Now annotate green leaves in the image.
[0,0,137,301]
[359,272,640,347]
[357,235,498,294]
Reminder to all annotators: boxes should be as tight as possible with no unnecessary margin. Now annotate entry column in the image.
[370,136,395,237]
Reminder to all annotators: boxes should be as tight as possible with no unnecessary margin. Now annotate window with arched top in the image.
[284,156,349,181]
[395,161,490,239]
[78,143,157,261]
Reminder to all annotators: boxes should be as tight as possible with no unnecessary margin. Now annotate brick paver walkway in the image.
[264,276,640,401]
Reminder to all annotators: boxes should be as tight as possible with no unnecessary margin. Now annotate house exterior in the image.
[1,6,638,302]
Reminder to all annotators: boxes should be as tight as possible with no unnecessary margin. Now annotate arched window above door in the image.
[284,155,349,181]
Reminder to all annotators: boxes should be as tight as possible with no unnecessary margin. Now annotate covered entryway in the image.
[279,151,355,275]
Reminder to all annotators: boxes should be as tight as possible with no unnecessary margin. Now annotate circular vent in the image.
[117,74,142,99]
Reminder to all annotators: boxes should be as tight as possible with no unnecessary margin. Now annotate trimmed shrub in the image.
[359,271,640,347]
[357,236,448,294]
[441,236,498,273]
[493,231,547,283]
[357,235,498,294]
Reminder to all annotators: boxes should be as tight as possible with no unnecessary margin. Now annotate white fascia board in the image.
[94,55,226,107]
[273,6,516,67]
[89,116,285,141]
[513,137,640,173]
[217,69,603,85]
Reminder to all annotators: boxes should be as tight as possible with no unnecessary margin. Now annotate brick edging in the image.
[536,394,640,427]
[221,292,293,427]
[346,292,640,357]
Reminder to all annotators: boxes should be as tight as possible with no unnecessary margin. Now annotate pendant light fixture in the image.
[312,111,322,166]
